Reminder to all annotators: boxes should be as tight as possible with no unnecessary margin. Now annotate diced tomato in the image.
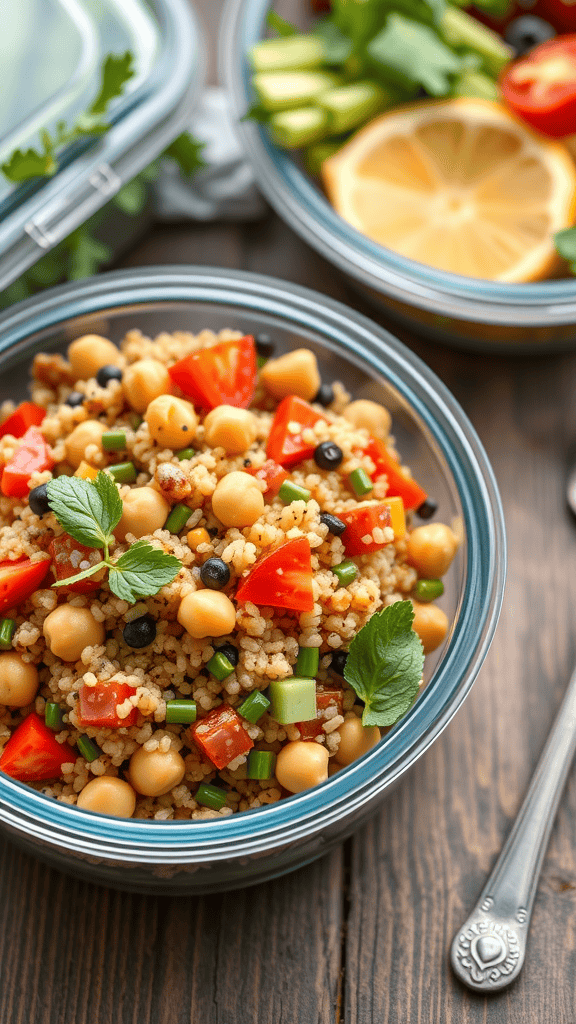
[266,395,325,467]
[190,704,254,769]
[362,436,427,511]
[245,459,289,496]
[339,503,393,556]
[168,336,257,410]
[297,688,343,740]
[501,35,576,136]
[0,713,75,783]
[235,537,314,612]
[0,402,45,441]
[49,534,104,594]
[0,556,51,615]
[0,427,54,499]
[78,681,137,728]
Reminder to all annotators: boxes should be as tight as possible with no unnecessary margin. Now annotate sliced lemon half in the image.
[321,98,576,283]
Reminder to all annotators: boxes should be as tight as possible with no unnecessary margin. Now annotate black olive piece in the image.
[314,383,335,407]
[123,615,157,649]
[215,642,239,667]
[314,441,343,471]
[207,526,220,538]
[28,482,50,517]
[330,650,348,676]
[65,391,85,408]
[200,557,231,590]
[254,333,276,360]
[504,15,555,55]
[320,511,347,537]
[96,364,123,387]
[417,498,438,520]
[243,459,252,467]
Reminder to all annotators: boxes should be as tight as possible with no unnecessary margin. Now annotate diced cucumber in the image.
[269,677,317,725]
[441,8,513,77]
[252,70,341,112]
[250,34,325,73]
[318,81,390,135]
[304,139,346,176]
[452,69,500,101]
[269,107,329,148]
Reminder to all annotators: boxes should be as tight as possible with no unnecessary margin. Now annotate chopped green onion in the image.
[77,735,100,762]
[332,559,359,587]
[195,781,227,811]
[237,690,270,724]
[164,503,191,534]
[102,431,127,451]
[269,677,316,724]
[165,699,197,724]
[206,652,235,681]
[278,480,311,504]
[349,467,373,496]
[107,461,137,484]
[176,447,196,461]
[0,618,16,649]
[247,750,276,780]
[45,702,64,730]
[296,646,319,678]
[414,578,444,602]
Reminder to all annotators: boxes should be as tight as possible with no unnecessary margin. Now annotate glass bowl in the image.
[0,266,505,893]
[220,0,576,354]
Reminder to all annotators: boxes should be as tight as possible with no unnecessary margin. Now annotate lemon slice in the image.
[321,98,576,282]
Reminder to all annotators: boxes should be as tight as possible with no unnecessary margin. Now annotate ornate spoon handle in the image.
[451,661,576,992]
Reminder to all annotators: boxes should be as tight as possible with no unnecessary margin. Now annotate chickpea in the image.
[334,716,380,766]
[122,359,171,414]
[344,399,391,441]
[187,527,210,551]
[411,600,449,654]
[43,605,105,662]
[64,420,107,469]
[114,487,171,542]
[145,395,198,450]
[68,335,122,380]
[406,523,459,578]
[129,746,185,797]
[203,406,258,455]
[76,776,137,817]
[260,348,321,402]
[275,740,329,794]
[211,471,264,529]
[0,652,38,707]
[177,590,236,639]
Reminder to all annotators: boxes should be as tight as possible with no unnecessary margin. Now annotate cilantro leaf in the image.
[92,472,124,537]
[266,10,298,36]
[554,227,576,274]
[108,541,181,602]
[367,14,462,95]
[46,476,109,548]
[1,145,56,183]
[88,52,135,117]
[163,132,206,177]
[344,601,424,727]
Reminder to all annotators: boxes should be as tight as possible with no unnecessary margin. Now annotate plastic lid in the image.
[0,0,206,291]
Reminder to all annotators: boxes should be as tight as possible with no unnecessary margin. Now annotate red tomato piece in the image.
[0,713,75,782]
[266,395,325,467]
[0,402,45,440]
[500,35,576,136]
[297,688,343,740]
[78,681,137,728]
[362,436,427,511]
[168,336,257,410]
[49,534,104,594]
[0,556,51,615]
[245,459,289,495]
[1,427,54,498]
[190,704,254,769]
[235,537,314,612]
[339,503,393,556]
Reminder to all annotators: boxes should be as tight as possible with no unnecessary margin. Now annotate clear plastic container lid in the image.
[0,0,206,291]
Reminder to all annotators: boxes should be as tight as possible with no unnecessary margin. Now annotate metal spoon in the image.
[450,477,576,993]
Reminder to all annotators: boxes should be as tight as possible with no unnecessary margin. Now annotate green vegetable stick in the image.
[251,35,326,73]
[252,70,341,112]
[269,107,329,149]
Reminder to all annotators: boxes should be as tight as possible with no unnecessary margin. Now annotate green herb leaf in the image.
[242,103,271,123]
[0,145,56,182]
[52,562,104,588]
[554,227,576,274]
[368,14,462,95]
[46,476,109,549]
[313,18,353,64]
[163,132,206,177]
[113,177,148,215]
[267,10,298,36]
[93,471,124,537]
[88,51,135,117]
[108,541,181,602]
[344,600,424,727]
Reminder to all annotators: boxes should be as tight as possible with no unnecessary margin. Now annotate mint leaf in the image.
[163,132,206,177]
[266,10,298,36]
[367,14,462,95]
[46,476,109,549]
[93,472,123,536]
[52,562,104,588]
[554,227,576,274]
[108,541,181,602]
[344,601,424,727]
[88,51,135,117]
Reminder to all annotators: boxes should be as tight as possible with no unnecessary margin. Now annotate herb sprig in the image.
[343,600,424,727]
[46,472,181,603]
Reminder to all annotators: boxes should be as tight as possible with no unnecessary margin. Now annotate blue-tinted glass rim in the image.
[0,266,506,860]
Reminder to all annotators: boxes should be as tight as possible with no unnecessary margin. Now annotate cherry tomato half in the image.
[501,34,576,135]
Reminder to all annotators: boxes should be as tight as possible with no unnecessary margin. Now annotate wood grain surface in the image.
[2,2,576,1021]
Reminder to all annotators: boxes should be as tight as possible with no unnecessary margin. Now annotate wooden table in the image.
[3,3,576,1021]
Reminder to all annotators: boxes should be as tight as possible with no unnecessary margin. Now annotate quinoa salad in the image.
[0,327,459,820]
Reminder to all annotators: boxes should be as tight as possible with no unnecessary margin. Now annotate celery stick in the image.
[441,8,513,76]
[270,107,328,148]
[250,34,325,73]
[252,70,341,112]
[318,81,390,135]
[452,69,500,101]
